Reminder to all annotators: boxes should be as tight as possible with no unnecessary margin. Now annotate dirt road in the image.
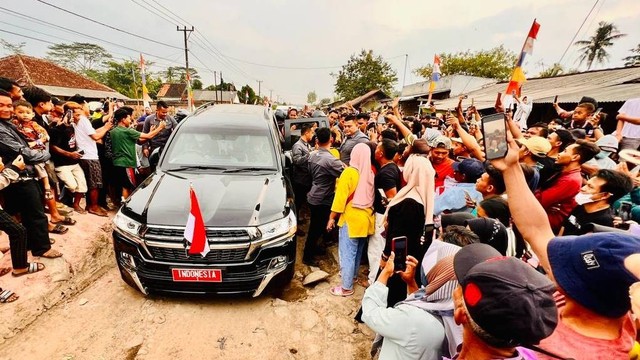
[0,244,375,360]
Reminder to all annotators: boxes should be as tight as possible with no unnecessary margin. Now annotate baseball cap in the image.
[429,135,452,150]
[579,96,598,109]
[516,136,551,157]
[548,232,640,318]
[454,243,558,346]
[453,158,485,181]
[595,134,619,153]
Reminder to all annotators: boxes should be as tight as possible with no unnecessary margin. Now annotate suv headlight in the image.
[257,210,297,241]
[113,210,143,243]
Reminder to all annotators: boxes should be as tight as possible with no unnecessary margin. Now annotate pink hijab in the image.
[386,154,435,222]
[349,143,375,209]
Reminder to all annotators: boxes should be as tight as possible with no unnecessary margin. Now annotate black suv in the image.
[112,104,297,296]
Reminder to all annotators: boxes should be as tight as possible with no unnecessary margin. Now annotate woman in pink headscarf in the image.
[327,143,375,296]
[381,154,436,306]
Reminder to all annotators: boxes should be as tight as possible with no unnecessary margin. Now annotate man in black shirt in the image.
[366,139,400,286]
[560,169,633,235]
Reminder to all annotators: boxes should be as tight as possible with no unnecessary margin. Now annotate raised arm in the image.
[448,116,485,161]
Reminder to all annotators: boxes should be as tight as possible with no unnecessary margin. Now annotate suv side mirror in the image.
[149,147,161,168]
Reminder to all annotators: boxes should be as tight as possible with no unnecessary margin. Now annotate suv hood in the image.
[126,171,289,227]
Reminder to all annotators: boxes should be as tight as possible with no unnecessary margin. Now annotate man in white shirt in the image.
[616,98,640,151]
[513,95,533,130]
[73,111,112,216]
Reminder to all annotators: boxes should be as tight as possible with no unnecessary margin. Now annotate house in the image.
[0,54,128,100]
[399,75,497,115]
[346,89,391,111]
[433,65,640,132]
[155,83,187,104]
[156,83,240,106]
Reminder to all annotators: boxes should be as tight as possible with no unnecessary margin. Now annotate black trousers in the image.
[0,209,27,269]
[3,180,51,256]
[304,203,331,260]
[292,182,311,220]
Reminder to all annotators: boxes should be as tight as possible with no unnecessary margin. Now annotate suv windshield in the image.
[161,126,277,170]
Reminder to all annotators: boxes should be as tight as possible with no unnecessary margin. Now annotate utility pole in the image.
[177,25,194,110]
[402,54,408,89]
[219,71,223,103]
[257,80,263,100]
[269,89,273,103]
[213,71,218,103]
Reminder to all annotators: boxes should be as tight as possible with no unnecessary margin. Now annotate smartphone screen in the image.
[593,107,603,119]
[482,113,508,160]
[553,95,558,103]
[377,188,387,201]
[392,236,407,271]
[620,201,632,221]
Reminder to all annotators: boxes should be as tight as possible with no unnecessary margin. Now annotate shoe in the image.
[330,286,354,297]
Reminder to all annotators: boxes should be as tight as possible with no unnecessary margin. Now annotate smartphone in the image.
[553,95,558,103]
[392,236,408,271]
[592,107,603,119]
[78,150,85,155]
[481,113,508,160]
[620,201,632,221]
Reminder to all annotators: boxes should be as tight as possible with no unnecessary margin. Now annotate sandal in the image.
[12,262,45,277]
[50,238,56,245]
[49,224,68,235]
[51,217,76,226]
[0,267,11,277]
[39,249,63,259]
[0,288,18,303]
[0,246,9,254]
[88,209,108,217]
[330,286,354,297]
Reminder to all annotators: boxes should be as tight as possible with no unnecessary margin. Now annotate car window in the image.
[162,127,277,169]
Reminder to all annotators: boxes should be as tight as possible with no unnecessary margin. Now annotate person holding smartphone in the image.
[380,155,435,307]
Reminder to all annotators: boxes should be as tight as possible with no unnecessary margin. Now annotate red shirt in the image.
[432,157,455,191]
[535,167,581,233]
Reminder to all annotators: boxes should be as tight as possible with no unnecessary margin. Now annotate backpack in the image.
[104,129,114,160]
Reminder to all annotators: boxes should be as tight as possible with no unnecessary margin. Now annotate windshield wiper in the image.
[223,167,276,173]
[166,165,228,172]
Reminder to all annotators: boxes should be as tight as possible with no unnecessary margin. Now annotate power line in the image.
[557,0,600,66]
[35,0,182,50]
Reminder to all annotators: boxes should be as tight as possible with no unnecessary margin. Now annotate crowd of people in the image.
[0,76,175,303]
[291,94,640,359]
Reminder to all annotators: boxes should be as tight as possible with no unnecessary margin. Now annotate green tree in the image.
[192,79,203,90]
[623,44,640,67]
[0,39,25,55]
[537,63,565,78]
[307,91,317,104]
[205,79,236,91]
[46,42,112,74]
[319,98,331,106]
[238,84,258,104]
[162,66,200,82]
[414,46,518,81]
[333,49,397,100]
[574,21,627,70]
[88,60,162,99]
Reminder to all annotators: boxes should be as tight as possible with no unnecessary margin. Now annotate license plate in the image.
[171,268,222,282]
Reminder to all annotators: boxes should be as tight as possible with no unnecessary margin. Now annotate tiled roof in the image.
[156,83,187,98]
[0,54,115,92]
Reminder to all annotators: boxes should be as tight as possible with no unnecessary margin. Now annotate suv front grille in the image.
[148,246,248,263]
[145,227,250,241]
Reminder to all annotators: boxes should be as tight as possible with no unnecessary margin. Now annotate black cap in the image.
[454,243,558,346]
[579,96,598,109]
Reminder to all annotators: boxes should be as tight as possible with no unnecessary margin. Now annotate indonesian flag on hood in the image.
[184,186,210,257]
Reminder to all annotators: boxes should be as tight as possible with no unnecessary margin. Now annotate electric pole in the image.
[213,71,218,103]
[402,54,408,88]
[177,25,194,110]
[269,89,273,103]
[257,80,263,99]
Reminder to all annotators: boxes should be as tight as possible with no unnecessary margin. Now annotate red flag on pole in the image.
[184,186,210,257]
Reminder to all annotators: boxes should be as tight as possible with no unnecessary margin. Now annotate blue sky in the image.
[2,0,639,104]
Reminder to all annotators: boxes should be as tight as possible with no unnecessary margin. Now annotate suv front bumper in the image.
[113,229,296,297]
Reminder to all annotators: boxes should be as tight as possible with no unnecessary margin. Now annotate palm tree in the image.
[623,44,640,67]
[574,21,626,70]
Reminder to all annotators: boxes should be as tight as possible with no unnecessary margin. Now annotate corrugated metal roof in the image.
[37,85,129,100]
[433,66,640,110]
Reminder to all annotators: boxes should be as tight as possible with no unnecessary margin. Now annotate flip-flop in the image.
[0,268,11,277]
[0,288,18,303]
[88,209,108,217]
[51,217,76,226]
[330,286,354,297]
[12,262,45,277]
[49,224,68,235]
[38,249,63,259]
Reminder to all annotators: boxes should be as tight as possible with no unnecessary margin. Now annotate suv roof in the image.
[183,104,273,130]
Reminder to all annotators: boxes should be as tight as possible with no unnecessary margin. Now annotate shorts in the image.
[79,159,103,189]
[55,163,88,193]
[114,166,137,191]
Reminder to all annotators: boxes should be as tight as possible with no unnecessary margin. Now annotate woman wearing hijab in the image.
[327,143,375,296]
[362,247,463,359]
[464,218,512,256]
[381,155,436,306]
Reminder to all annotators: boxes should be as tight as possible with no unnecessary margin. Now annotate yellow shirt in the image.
[331,167,375,238]
[329,148,340,159]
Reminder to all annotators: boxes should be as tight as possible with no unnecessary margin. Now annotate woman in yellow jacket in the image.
[327,143,375,296]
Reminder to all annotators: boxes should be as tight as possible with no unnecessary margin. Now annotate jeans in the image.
[367,213,386,285]
[304,203,331,260]
[2,180,51,256]
[338,223,366,291]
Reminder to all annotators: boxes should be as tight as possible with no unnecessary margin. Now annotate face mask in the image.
[594,150,611,160]
[575,192,596,205]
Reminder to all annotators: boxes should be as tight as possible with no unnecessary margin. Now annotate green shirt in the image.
[111,126,141,168]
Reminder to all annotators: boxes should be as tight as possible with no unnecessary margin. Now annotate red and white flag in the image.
[184,186,210,257]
